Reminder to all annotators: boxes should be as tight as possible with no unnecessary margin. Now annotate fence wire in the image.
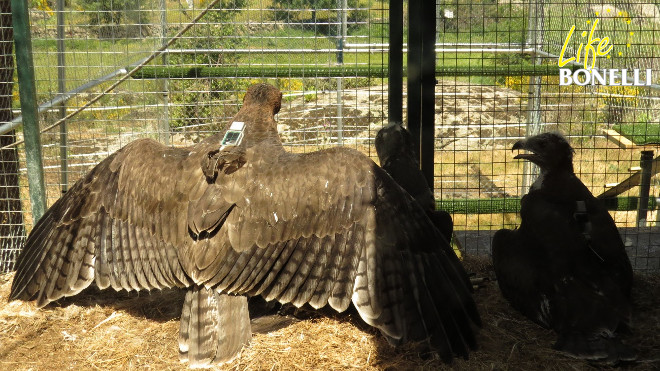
[1,0,659,273]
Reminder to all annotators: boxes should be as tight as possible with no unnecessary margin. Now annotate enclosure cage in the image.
[1,0,660,274]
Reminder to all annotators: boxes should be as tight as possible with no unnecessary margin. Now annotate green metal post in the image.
[637,150,654,227]
[12,0,46,221]
[521,0,545,195]
[57,0,68,193]
[159,0,170,145]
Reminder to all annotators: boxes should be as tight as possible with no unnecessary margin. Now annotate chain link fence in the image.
[1,0,659,273]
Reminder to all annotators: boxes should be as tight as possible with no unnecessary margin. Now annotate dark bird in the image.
[10,83,480,367]
[375,122,454,242]
[492,132,634,363]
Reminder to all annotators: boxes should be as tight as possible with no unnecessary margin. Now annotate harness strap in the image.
[574,200,605,262]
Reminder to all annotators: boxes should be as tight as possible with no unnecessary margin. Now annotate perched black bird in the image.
[375,122,454,242]
[492,132,634,362]
[10,84,480,367]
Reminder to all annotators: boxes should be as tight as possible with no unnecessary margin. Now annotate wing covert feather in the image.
[203,147,479,360]
[9,139,213,305]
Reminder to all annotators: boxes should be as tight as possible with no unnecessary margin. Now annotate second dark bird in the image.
[375,122,454,242]
[492,132,635,363]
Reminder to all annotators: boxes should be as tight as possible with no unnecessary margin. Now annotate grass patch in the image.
[613,123,660,145]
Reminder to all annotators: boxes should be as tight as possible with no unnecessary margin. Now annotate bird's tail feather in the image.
[179,287,251,368]
[554,332,637,364]
[425,254,480,352]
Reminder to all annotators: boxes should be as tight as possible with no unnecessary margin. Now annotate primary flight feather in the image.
[10,83,480,367]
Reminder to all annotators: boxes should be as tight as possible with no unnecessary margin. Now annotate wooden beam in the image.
[603,128,635,149]
[599,155,660,199]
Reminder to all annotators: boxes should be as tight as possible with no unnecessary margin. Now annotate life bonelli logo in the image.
[558,12,651,87]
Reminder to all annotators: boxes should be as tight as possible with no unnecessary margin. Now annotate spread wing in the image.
[10,138,203,305]
[185,144,480,358]
[10,137,479,360]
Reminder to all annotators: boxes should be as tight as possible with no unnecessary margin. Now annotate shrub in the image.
[167,0,248,131]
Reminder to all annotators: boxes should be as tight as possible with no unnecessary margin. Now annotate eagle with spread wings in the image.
[10,83,480,367]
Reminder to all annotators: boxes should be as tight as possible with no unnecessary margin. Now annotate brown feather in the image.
[10,83,480,365]
[308,232,347,309]
[279,237,322,305]
[179,288,251,367]
[293,234,334,308]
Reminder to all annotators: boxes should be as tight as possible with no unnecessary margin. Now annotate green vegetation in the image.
[135,64,571,79]
[79,0,150,27]
[270,0,368,36]
[613,122,660,145]
[26,0,531,105]
[437,196,656,214]
[22,0,660,141]
[166,0,248,129]
[436,1,527,44]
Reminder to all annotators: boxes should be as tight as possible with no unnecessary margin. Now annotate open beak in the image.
[512,140,535,161]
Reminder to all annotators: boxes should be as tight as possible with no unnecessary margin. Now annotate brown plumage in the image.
[10,83,480,367]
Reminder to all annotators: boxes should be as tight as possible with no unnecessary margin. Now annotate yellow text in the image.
[558,19,613,69]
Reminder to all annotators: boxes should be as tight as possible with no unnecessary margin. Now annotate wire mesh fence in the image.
[431,0,660,271]
[1,0,659,273]
[0,2,26,273]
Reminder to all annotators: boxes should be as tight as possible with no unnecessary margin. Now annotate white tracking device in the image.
[220,121,245,148]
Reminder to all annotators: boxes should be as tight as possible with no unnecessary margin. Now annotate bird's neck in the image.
[381,149,418,167]
[246,128,281,145]
[531,166,576,192]
[545,162,575,177]
[232,106,284,149]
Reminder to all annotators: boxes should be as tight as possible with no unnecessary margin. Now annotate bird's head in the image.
[375,122,417,164]
[229,83,283,146]
[243,83,282,116]
[512,132,575,172]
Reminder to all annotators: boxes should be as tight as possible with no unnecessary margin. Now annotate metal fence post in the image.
[407,0,423,180]
[408,0,436,189]
[522,0,545,195]
[56,0,68,193]
[420,0,436,190]
[638,150,654,227]
[159,0,170,145]
[335,0,347,146]
[388,0,403,125]
[12,0,46,221]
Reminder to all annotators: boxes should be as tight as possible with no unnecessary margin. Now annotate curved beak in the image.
[512,140,525,151]
[512,140,534,160]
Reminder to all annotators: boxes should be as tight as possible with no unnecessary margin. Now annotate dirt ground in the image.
[1,256,658,371]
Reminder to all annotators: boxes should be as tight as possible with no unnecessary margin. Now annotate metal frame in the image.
[12,0,46,221]
[5,0,660,273]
